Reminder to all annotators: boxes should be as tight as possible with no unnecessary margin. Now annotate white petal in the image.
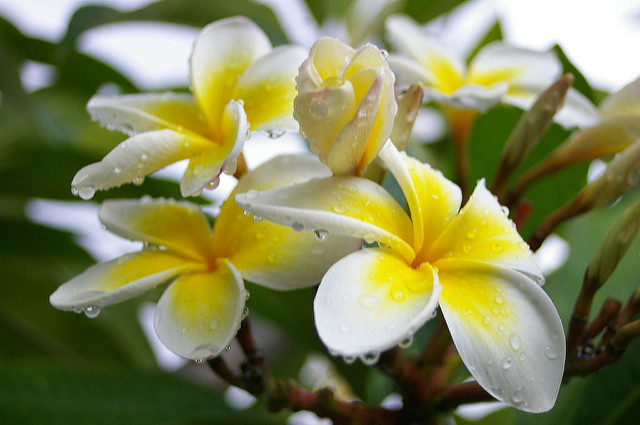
[235,175,416,263]
[154,260,245,359]
[233,45,307,132]
[71,129,211,197]
[86,93,211,138]
[190,16,271,133]
[425,83,507,111]
[553,87,600,128]
[438,261,565,412]
[180,100,248,197]
[387,54,436,86]
[50,251,203,311]
[314,248,441,357]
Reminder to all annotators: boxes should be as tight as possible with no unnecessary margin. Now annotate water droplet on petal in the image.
[509,334,521,351]
[267,129,285,139]
[309,100,328,119]
[492,243,504,254]
[544,346,559,360]
[361,352,380,365]
[462,243,472,254]
[253,215,263,222]
[243,209,252,216]
[246,189,259,200]
[225,345,232,352]
[511,388,525,404]
[292,221,304,232]
[242,307,249,318]
[332,204,346,213]
[501,206,509,216]
[495,295,505,305]
[399,334,414,348]
[358,294,380,309]
[364,233,375,244]
[84,305,101,318]
[206,177,220,190]
[209,318,219,330]
[502,356,512,370]
[391,289,405,301]
[314,229,329,241]
[194,358,205,364]
[77,186,95,200]
[466,228,478,239]
[133,175,145,186]
[343,355,356,364]
[243,290,251,300]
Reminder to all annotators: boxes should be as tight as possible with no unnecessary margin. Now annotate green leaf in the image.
[467,20,503,63]
[303,0,356,25]
[0,361,286,425]
[62,0,289,51]
[401,0,467,24]
[552,45,595,102]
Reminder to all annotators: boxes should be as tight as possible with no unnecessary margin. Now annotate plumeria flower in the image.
[236,142,565,412]
[384,14,598,129]
[72,17,307,199]
[294,37,397,176]
[519,75,640,181]
[51,155,361,360]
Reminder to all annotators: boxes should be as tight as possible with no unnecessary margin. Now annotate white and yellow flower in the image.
[236,143,565,412]
[72,17,307,199]
[385,14,598,128]
[52,155,361,359]
[294,37,397,176]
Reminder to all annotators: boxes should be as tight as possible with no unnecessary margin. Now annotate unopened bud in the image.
[390,84,423,151]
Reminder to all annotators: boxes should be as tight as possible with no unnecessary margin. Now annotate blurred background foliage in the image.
[0,0,638,424]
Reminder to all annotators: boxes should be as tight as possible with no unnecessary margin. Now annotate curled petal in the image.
[235,175,415,263]
[181,100,248,197]
[428,180,542,284]
[379,142,462,256]
[99,198,212,263]
[50,251,204,311]
[190,16,271,134]
[71,129,211,198]
[438,261,565,412]
[86,93,212,139]
[309,38,355,81]
[233,45,307,132]
[215,155,361,290]
[154,260,245,359]
[314,248,441,356]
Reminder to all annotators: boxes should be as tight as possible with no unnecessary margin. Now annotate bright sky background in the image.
[1,0,639,91]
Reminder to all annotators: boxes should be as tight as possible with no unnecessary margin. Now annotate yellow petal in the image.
[310,38,355,81]
[87,93,213,140]
[213,154,361,290]
[232,45,307,132]
[378,142,462,258]
[314,248,440,356]
[190,17,271,136]
[438,260,564,412]
[154,260,245,359]
[99,198,213,263]
[50,251,204,310]
[235,175,415,263]
[181,100,248,197]
[71,129,212,199]
[428,180,542,282]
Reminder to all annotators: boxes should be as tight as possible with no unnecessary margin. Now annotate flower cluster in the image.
[50,13,640,419]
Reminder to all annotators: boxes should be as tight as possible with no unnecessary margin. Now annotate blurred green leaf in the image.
[0,361,286,425]
[552,44,595,103]
[62,0,289,51]
[303,0,356,25]
[467,20,503,63]
[401,0,467,24]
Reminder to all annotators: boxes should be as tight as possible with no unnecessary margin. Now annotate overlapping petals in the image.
[52,155,362,359]
[385,14,597,128]
[294,38,397,176]
[236,142,564,412]
[72,17,306,198]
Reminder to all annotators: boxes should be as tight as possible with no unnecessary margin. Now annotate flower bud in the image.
[294,38,397,176]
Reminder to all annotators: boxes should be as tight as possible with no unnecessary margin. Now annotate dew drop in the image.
[363,233,375,244]
[544,346,559,360]
[361,352,380,365]
[399,334,414,348]
[309,100,328,119]
[502,356,513,370]
[343,356,356,364]
[209,318,219,330]
[141,153,148,161]
[391,289,405,301]
[84,305,101,318]
[77,186,95,200]
[225,345,232,352]
[242,307,249,318]
[380,49,389,60]
[71,186,79,196]
[358,294,380,309]
[332,204,346,213]
[267,129,285,139]
[509,334,521,351]
[206,177,220,190]
[243,290,251,300]
[292,221,304,232]
[492,243,504,254]
[246,189,259,200]
[181,326,188,335]
[466,228,478,239]
[243,209,252,216]
[462,243,472,254]
[501,206,509,216]
[494,295,505,305]
[194,358,205,364]
[253,215,263,222]
[314,229,329,241]
[511,388,525,404]
[133,175,145,186]
[114,165,122,174]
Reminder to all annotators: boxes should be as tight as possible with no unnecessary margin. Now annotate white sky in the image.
[1,0,638,91]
